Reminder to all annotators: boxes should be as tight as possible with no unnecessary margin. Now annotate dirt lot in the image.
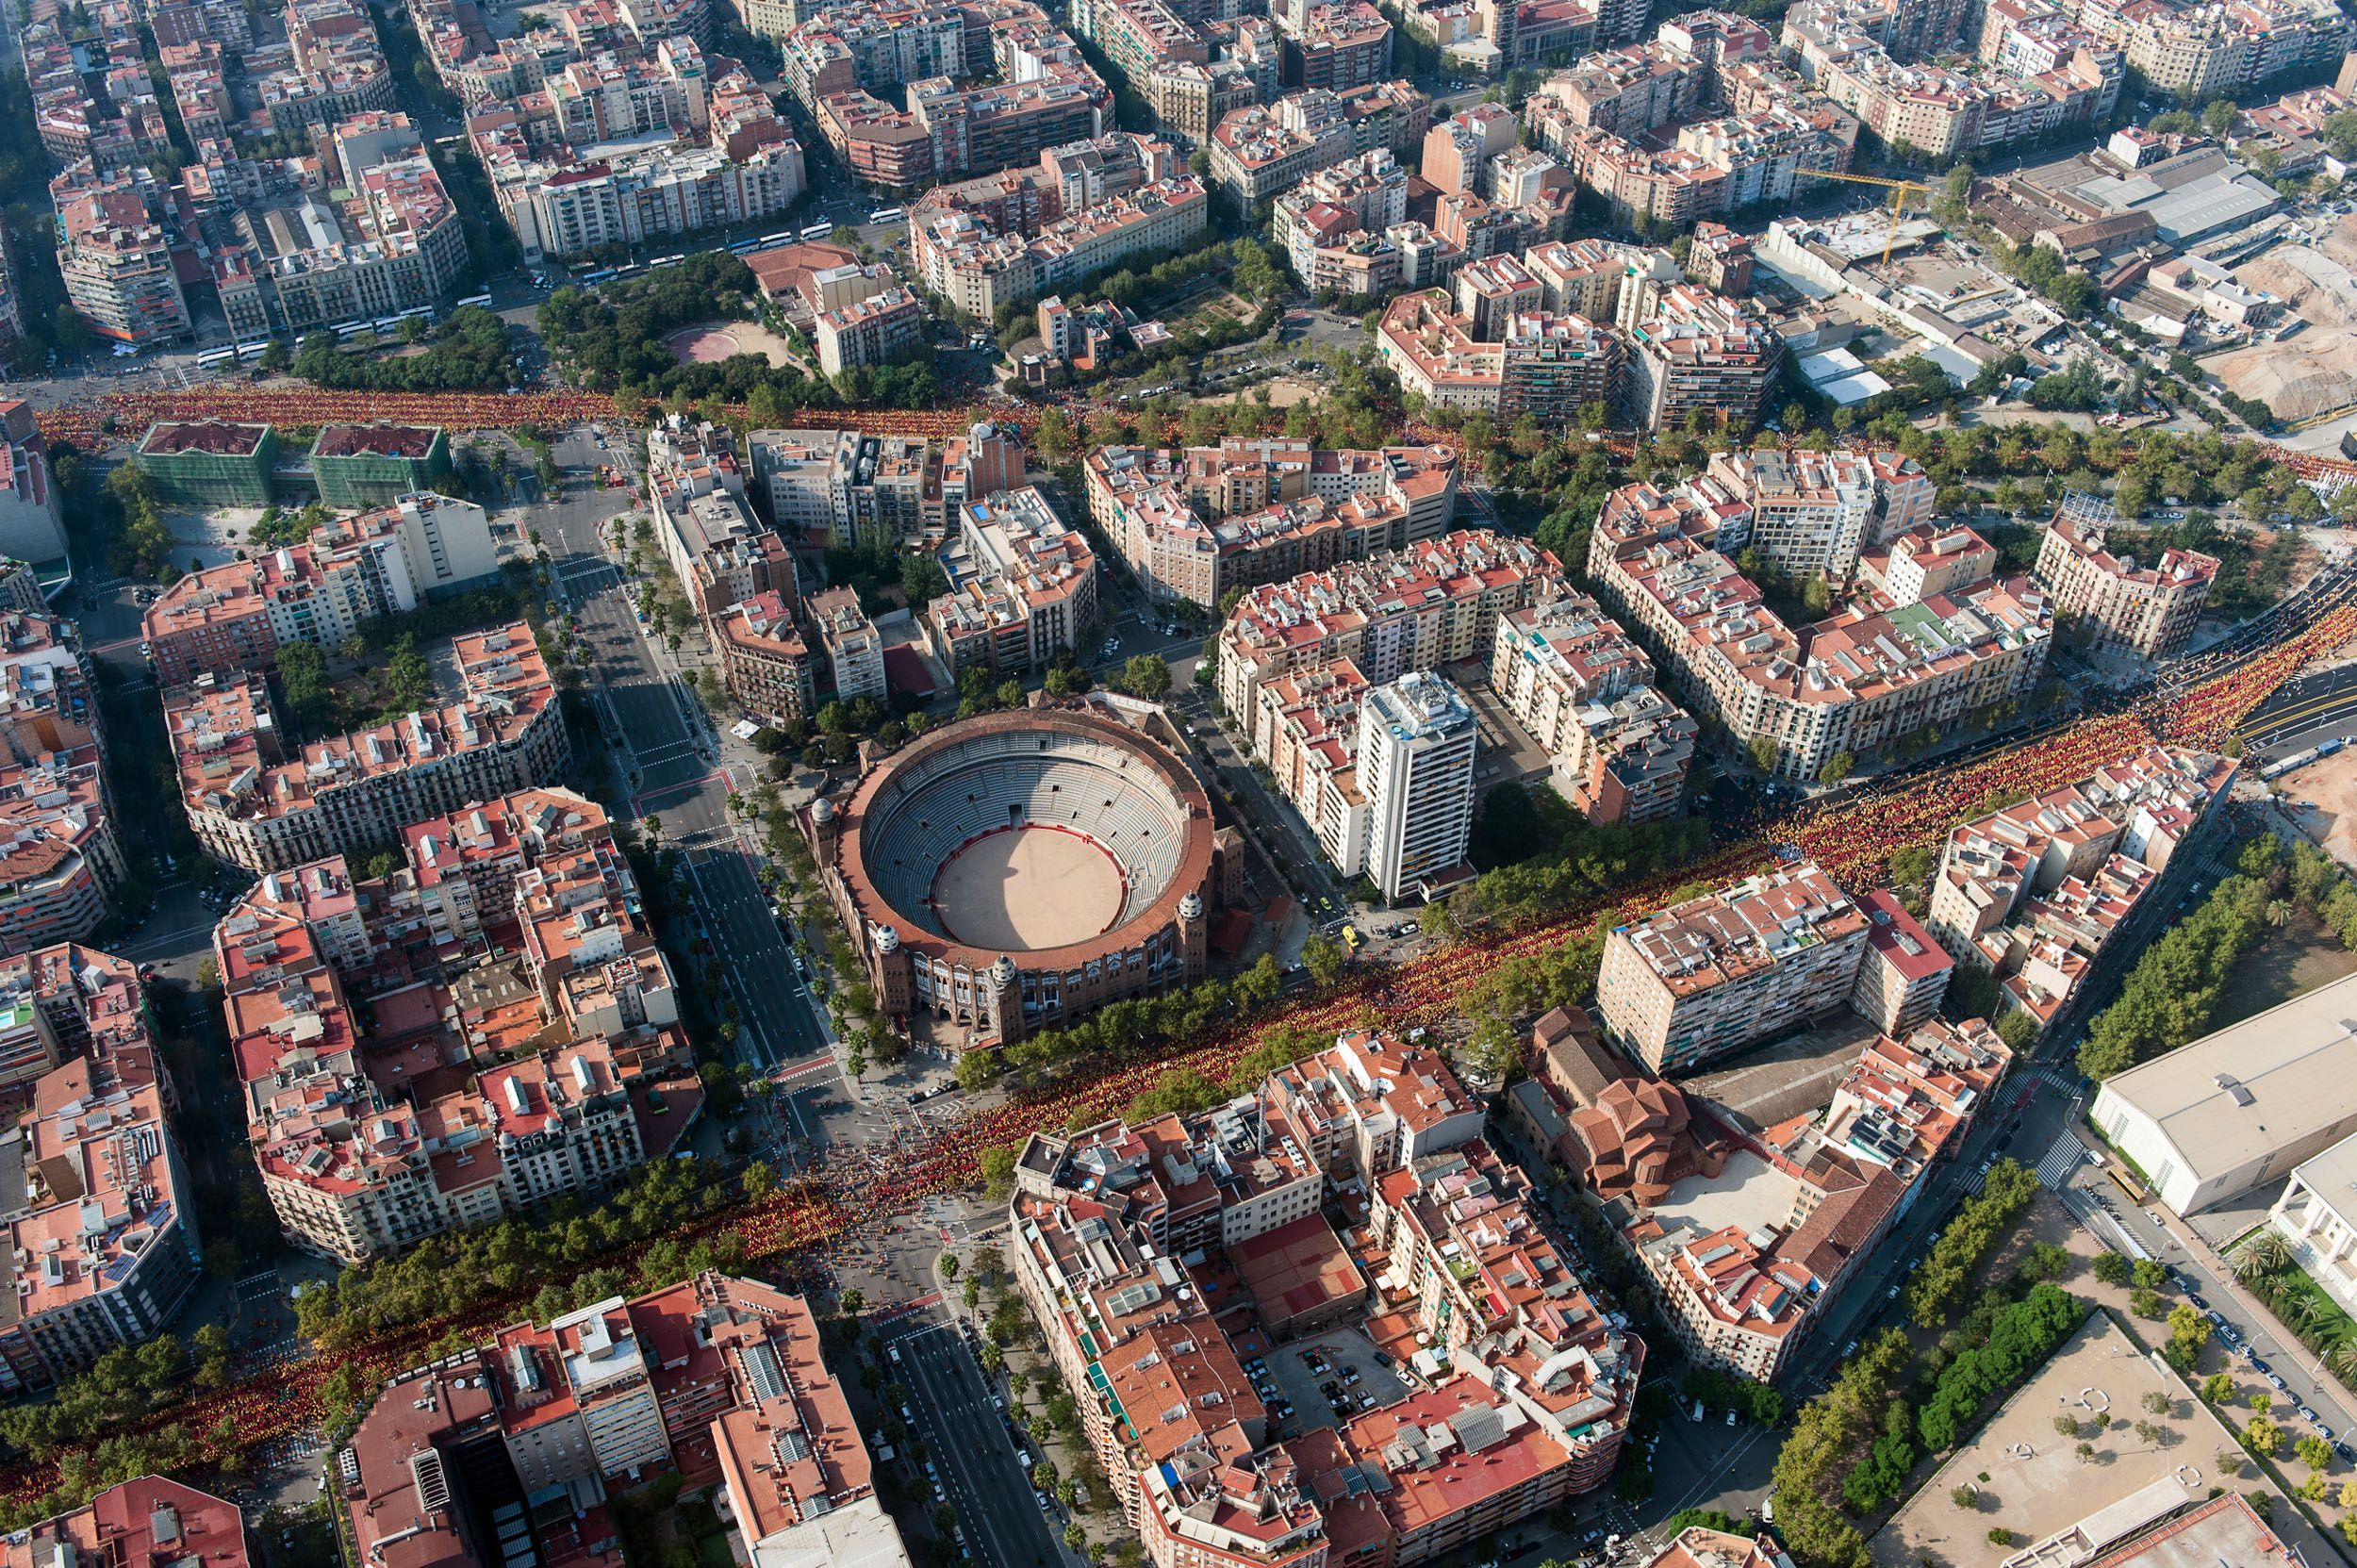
[664,319,800,367]
[1197,374,1322,408]
[1872,1314,2200,1567]
[2213,908,2357,1030]
[2273,745,2357,869]
[2223,231,2357,421]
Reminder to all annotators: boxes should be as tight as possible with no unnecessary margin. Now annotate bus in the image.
[867,206,904,224]
[727,239,760,256]
[196,346,236,368]
[758,231,792,245]
[397,305,433,321]
[454,292,493,309]
[235,341,268,361]
[650,254,684,269]
[330,320,368,338]
[372,316,401,333]
[2108,1164,2151,1206]
[615,262,645,277]
[580,268,618,284]
[799,223,832,242]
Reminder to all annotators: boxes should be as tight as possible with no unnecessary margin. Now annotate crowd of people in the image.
[8,381,2354,1507]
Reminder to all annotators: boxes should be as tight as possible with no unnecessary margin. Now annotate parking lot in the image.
[1252,1324,1415,1438]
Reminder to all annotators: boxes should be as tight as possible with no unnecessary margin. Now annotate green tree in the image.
[275,640,335,731]
[1820,751,1854,786]
[1118,654,1171,700]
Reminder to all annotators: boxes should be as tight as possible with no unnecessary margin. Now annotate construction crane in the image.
[1792,169,1933,268]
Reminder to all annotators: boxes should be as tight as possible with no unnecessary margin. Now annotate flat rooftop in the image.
[1681,1015,1886,1135]
[1647,1147,1801,1244]
[2094,968,2357,1193]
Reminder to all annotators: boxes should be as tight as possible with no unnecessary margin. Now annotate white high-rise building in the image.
[1356,670,1475,902]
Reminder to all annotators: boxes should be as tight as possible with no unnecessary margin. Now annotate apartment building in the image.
[1620,281,1782,431]
[244,124,471,333]
[1375,287,1625,420]
[645,418,800,619]
[1356,670,1475,901]
[0,945,202,1393]
[342,1272,903,1568]
[812,287,926,375]
[2033,509,2217,659]
[55,171,190,347]
[0,611,98,765]
[1586,477,2049,780]
[1489,596,1696,825]
[1925,746,2233,1034]
[172,626,569,874]
[1252,655,1373,875]
[1596,860,1869,1071]
[1217,528,1563,719]
[469,45,804,259]
[1858,521,1995,606]
[1851,887,1954,1033]
[223,789,690,1261]
[1207,89,1357,205]
[913,174,1207,317]
[2076,0,2347,99]
[1422,103,1519,194]
[1277,0,1392,91]
[1629,1014,2006,1380]
[810,586,887,702]
[142,499,495,686]
[0,749,126,955]
[1,1477,249,1568]
[1705,446,1877,580]
[1273,147,1409,290]
[925,487,1098,678]
[1088,437,1459,608]
[712,592,815,725]
[0,404,65,569]
[1010,1028,1639,1568]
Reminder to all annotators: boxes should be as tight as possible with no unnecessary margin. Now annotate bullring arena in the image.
[807,705,1226,1046]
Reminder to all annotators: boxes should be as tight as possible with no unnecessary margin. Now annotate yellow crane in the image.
[1792,168,1934,268]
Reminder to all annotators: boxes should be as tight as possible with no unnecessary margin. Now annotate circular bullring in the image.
[832,707,1216,979]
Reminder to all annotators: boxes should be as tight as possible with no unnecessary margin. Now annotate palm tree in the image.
[2267,900,2296,928]
[2238,1232,2293,1282]
[2326,1339,2357,1384]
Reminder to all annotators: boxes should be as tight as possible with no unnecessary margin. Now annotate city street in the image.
[882,1316,1072,1568]
[531,430,840,1098]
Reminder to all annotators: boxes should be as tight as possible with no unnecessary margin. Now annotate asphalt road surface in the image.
[2241,662,2357,754]
[535,429,831,1085]
[886,1317,1070,1568]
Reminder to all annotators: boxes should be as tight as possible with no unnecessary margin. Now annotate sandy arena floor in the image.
[665,320,800,367]
[931,826,1125,949]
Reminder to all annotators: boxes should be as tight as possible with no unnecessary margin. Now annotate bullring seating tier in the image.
[860,730,1191,944]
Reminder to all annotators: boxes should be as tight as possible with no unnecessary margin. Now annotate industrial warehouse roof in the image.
[2094,970,2357,1193]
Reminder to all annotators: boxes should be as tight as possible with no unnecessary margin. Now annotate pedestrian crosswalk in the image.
[2035,1131,2087,1190]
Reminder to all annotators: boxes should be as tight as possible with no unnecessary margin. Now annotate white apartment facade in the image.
[1356,670,1475,902]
